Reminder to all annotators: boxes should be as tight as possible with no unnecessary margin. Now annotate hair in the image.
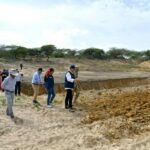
[38,68,43,72]
[44,68,54,82]
[50,68,54,72]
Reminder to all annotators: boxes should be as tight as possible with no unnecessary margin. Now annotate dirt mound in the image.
[81,86,150,140]
[139,61,150,68]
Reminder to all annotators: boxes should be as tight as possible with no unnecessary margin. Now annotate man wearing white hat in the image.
[1,69,18,119]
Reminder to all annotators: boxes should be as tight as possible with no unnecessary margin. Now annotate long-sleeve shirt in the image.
[64,71,75,90]
[32,71,42,84]
[15,74,22,82]
[66,72,75,83]
[44,75,54,89]
[1,76,16,92]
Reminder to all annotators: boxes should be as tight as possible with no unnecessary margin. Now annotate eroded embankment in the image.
[21,77,150,96]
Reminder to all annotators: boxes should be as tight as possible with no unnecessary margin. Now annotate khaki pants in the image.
[32,84,39,100]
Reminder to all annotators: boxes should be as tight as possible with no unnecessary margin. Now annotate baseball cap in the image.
[70,64,75,69]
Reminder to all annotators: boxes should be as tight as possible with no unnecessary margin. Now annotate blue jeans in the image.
[47,87,55,105]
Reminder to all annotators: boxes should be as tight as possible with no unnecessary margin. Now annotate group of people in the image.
[0,69,23,95]
[1,64,80,119]
[31,64,79,111]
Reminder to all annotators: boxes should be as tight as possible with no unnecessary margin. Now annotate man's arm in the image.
[1,77,8,89]
[66,72,74,83]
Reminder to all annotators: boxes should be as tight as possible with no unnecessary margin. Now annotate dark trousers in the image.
[65,89,73,109]
[15,81,21,96]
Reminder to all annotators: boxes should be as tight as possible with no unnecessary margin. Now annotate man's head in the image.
[9,69,18,79]
[75,66,79,72]
[38,68,43,74]
[70,64,75,73]
[49,68,54,75]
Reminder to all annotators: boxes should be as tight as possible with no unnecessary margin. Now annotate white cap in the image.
[9,69,19,76]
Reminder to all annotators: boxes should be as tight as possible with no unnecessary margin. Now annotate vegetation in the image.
[0,44,149,61]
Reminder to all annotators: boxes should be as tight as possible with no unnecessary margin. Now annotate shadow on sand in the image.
[12,116,24,125]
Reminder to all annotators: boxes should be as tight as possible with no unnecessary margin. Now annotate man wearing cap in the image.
[31,68,43,105]
[1,69,18,119]
[64,64,78,112]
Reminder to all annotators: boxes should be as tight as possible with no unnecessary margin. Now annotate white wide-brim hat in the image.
[9,69,19,76]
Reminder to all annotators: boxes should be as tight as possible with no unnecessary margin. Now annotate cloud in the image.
[0,0,150,50]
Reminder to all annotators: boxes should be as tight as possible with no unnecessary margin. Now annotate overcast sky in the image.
[0,0,150,51]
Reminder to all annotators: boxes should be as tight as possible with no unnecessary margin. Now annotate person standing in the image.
[0,71,2,91]
[44,68,55,108]
[15,70,22,96]
[73,66,80,104]
[1,69,18,118]
[1,69,9,81]
[64,64,78,112]
[1,69,9,92]
[31,68,43,105]
[20,63,23,70]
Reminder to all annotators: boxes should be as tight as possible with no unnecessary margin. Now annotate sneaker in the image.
[33,100,41,105]
[47,105,52,108]
[65,106,69,109]
[69,108,75,112]
[10,114,15,119]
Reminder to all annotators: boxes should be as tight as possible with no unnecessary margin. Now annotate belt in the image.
[32,83,40,85]
[5,89,14,93]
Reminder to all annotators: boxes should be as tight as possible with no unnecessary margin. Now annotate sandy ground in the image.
[0,84,150,150]
[1,58,150,83]
[0,59,150,150]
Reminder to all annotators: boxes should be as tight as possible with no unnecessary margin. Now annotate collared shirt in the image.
[15,73,22,82]
[1,76,16,92]
[32,71,42,84]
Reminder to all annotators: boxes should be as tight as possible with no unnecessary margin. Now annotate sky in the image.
[0,0,150,51]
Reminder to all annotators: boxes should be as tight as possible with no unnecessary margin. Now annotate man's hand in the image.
[74,78,79,83]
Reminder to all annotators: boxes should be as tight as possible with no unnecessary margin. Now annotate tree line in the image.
[0,44,150,61]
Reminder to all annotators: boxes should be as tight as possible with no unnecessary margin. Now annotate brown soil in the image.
[139,60,150,69]
[80,86,150,141]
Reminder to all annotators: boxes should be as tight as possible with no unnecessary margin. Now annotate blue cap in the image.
[70,64,75,69]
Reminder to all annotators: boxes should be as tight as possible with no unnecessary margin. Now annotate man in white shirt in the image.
[64,65,78,112]
[1,69,18,119]
[15,70,22,96]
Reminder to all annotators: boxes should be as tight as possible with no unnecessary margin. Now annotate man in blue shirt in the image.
[31,68,43,105]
